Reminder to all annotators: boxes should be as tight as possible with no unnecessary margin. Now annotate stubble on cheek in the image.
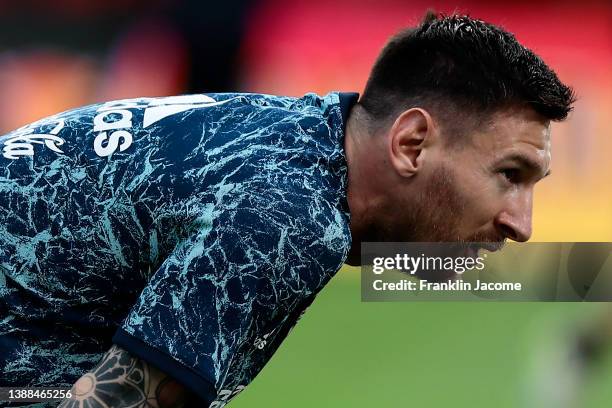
[373,164,468,243]
[412,165,468,242]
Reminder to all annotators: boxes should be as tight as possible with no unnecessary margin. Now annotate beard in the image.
[374,164,465,243]
[369,164,501,281]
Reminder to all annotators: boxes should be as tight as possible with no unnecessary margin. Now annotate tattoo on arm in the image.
[58,345,189,408]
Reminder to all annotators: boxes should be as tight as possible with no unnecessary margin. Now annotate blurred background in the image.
[0,0,610,406]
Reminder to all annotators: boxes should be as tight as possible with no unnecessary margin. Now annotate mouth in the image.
[480,241,506,252]
[464,241,506,257]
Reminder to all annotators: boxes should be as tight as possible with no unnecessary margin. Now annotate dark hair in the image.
[360,11,575,133]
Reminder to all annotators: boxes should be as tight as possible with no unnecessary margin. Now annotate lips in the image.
[469,247,479,258]
[462,241,505,258]
[480,241,506,252]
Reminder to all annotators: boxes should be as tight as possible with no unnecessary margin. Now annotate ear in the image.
[388,108,436,178]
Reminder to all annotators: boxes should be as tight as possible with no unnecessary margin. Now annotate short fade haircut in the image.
[360,11,575,137]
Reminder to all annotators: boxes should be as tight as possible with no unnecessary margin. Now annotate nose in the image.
[494,190,533,242]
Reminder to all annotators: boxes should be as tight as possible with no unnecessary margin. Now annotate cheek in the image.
[435,158,503,229]
[454,173,504,227]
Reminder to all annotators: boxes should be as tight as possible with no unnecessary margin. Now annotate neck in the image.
[343,105,377,266]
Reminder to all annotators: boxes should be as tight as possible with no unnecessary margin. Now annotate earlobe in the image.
[388,108,433,178]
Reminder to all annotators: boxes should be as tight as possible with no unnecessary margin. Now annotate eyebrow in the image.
[497,153,551,178]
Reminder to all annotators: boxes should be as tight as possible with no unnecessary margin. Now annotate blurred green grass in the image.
[231,266,612,408]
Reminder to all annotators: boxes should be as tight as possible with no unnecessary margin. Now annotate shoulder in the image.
[218,177,352,271]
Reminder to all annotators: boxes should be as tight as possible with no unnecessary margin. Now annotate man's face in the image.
[383,106,551,246]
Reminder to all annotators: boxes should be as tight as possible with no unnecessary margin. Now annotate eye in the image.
[499,168,520,183]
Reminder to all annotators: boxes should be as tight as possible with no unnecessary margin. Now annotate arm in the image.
[59,345,192,408]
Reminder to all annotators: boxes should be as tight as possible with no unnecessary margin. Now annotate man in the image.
[0,12,573,408]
